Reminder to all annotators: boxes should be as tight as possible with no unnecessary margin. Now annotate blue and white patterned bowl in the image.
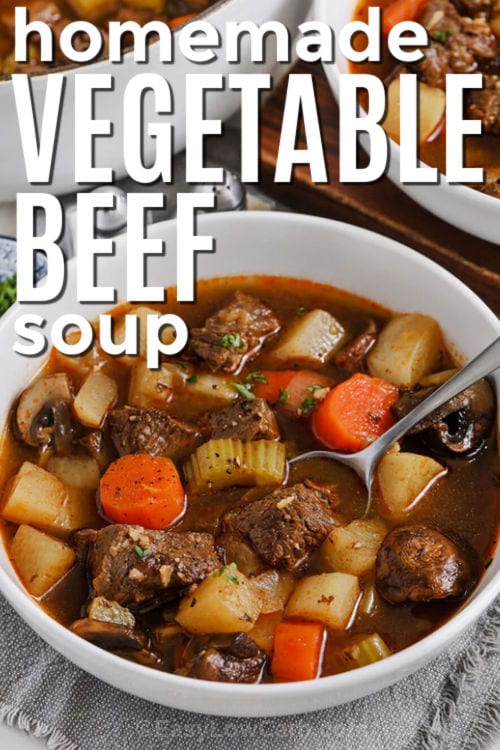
[0,235,47,285]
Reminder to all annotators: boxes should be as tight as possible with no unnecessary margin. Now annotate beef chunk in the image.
[109,406,201,462]
[190,292,281,374]
[80,430,116,470]
[454,0,495,15]
[79,525,222,608]
[182,633,266,683]
[333,320,378,372]
[208,398,280,441]
[467,75,500,134]
[414,0,496,89]
[224,483,337,571]
[73,528,98,564]
[419,0,463,36]
[376,524,473,603]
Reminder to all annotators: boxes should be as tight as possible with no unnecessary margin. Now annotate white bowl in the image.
[0,211,498,716]
[316,0,499,246]
[0,0,312,200]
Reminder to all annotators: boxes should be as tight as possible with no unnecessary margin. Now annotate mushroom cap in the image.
[16,373,73,452]
[70,618,146,650]
[392,379,495,455]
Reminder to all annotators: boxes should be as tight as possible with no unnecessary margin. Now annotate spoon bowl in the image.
[290,337,500,509]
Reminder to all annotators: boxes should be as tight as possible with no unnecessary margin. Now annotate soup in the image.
[0,276,498,684]
[352,0,500,198]
[0,0,219,76]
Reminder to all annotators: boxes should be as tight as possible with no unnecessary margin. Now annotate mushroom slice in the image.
[70,618,146,650]
[392,379,495,455]
[70,595,146,650]
[16,373,74,453]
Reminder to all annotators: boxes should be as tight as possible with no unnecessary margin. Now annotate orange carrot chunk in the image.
[100,454,186,530]
[382,0,429,35]
[271,621,325,682]
[169,13,196,29]
[312,373,399,453]
[252,371,296,405]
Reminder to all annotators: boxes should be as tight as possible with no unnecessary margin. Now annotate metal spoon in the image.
[290,337,500,509]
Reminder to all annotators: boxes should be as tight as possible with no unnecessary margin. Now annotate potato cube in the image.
[272,310,346,364]
[54,328,109,377]
[3,462,67,530]
[66,0,118,22]
[73,372,118,429]
[419,369,458,388]
[128,361,188,409]
[55,487,101,532]
[176,565,262,634]
[184,373,238,408]
[384,78,445,145]
[114,306,175,366]
[249,613,283,655]
[285,573,360,630]
[47,455,101,489]
[368,314,443,389]
[219,533,262,576]
[321,519,387,576]
[378,451,447,519]
[11,524,76,597]
[251,571,295,614]
[492,14,500,37]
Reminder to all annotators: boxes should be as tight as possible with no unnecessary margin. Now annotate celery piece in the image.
[184,439,286,494]
[348,634,391,667]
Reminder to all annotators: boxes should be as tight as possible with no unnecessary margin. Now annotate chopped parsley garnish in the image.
[0,275,16,316]
[245,371,268,384]
[433,29,453,43]
[213,562,240,585]
[232,383,256,400]
[297,305,307,316]
[172,360,188,370]
[133,544,152,561]
[307,384,324,393]
[301,396,316,414]
[275,387,289,407]
[221,333,243,350]
[187,375,198,385]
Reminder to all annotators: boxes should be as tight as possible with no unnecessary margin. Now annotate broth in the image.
[1,275,498,683]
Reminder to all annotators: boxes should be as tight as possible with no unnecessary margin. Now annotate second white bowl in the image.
[315,0,499,246]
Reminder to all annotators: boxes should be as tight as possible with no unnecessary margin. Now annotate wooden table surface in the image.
[258,62,500,314]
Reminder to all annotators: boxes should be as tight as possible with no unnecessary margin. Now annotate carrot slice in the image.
[271,621,325,682]
[382,0,429,35]
[312,373,399,453]
[169,13,196,29]
[100,454,186,529]
[252,371,296,405]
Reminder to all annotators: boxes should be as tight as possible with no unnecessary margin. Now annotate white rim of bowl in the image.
[0,211,498,708]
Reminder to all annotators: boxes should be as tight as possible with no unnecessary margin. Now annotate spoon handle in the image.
[368,336,500,461]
